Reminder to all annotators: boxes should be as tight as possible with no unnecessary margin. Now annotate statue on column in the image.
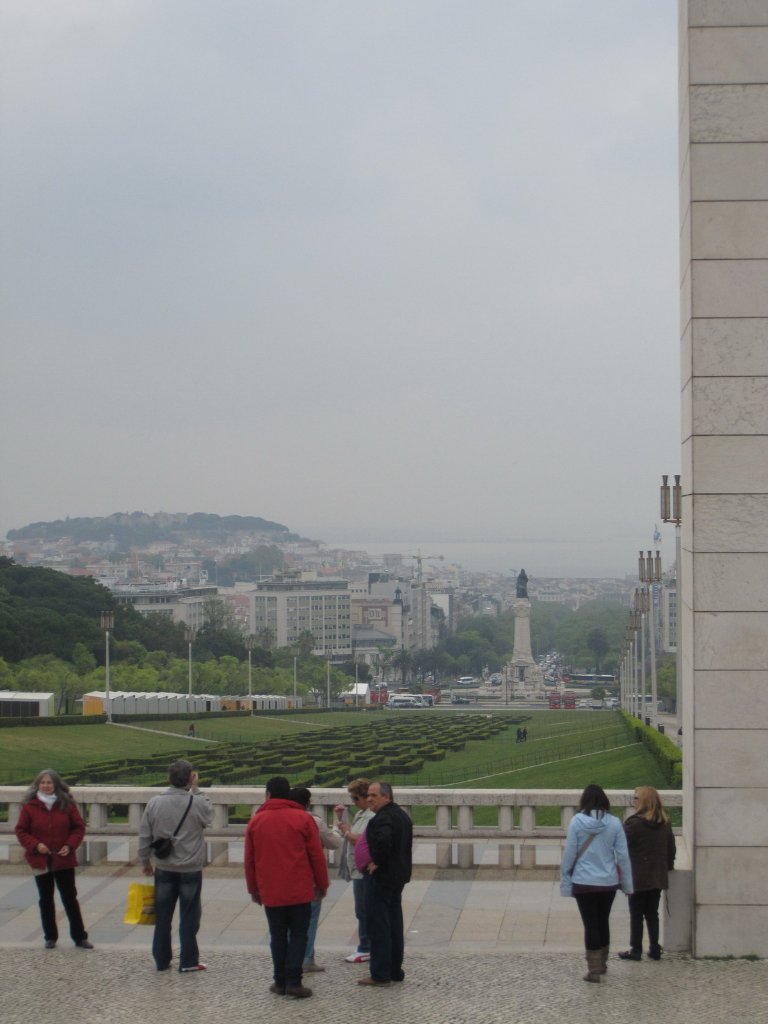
[516,568,529,599]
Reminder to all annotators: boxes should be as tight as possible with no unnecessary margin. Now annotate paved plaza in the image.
[1,865,766,1024]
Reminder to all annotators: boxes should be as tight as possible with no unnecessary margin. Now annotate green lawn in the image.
[0,710,673,806]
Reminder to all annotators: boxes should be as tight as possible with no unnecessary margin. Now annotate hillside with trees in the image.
[7,511,298,547]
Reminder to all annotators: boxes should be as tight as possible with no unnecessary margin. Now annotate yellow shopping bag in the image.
[124,882,156,926]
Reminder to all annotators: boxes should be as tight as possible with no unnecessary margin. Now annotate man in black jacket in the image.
[358,781,413,987]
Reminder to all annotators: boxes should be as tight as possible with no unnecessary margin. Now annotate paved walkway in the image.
[1,866,766,1024]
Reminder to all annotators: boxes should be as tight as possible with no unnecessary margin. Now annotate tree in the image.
[295,631,317,658]
[71,642,97,677]
[587,628,609,673]
[391,649,411,687]
[256,627,276,651]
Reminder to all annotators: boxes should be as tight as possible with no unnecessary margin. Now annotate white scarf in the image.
[37,791,57,809]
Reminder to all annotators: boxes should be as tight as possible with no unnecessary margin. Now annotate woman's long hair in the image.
[23,769,74,811]
[579,783,610,818]
[634,785,668,824]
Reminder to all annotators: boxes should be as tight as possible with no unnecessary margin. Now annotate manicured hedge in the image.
[620,710,682,787]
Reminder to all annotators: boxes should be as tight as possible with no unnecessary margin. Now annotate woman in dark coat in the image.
[619,785,676,961]
[15,769,93,950]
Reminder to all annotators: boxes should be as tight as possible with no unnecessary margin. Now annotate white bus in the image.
[386,694,427,709]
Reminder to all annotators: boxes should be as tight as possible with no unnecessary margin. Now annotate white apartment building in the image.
[108,582,218,629]
[249,571,352,657]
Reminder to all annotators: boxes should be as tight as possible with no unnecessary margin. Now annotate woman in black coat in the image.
[619,786,676,961]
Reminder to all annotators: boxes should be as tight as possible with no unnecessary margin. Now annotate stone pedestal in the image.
[511,599,544,691]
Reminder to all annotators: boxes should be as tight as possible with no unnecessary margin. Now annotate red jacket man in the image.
[244,777,329,999]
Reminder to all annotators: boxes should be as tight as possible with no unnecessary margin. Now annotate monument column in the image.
[680,0,768,956]
[510,570,543,691]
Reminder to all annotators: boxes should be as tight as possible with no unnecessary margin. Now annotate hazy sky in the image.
[0,1,680,578]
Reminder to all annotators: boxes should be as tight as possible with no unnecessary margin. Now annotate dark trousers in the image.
[352,876,370,952]
[264,903,311,988]
[34,869,88,943]
[153,868,203,971]
[366,877,405,982]
[628,888,661,952]
[574,890,617,951]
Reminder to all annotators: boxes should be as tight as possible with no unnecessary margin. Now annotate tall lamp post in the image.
[100,611,114,723]
[638,550,662,730]
[185,627,196,698]
[661,473,683,733]
[244,635,257,702]
[326,654,331,710]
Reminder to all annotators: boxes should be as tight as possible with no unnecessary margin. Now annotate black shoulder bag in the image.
[150,794,194,860]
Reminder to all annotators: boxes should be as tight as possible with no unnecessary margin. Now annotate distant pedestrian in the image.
[139,759,214,972]
[244,777,329,999]
[187,724,195,738]
[522,727,528,742]
[15,769,93,950]
[619,786,676,961]
[359,781,413,987]
[516,728,523,743]
[560,783,633,982]
[289,786,342,973]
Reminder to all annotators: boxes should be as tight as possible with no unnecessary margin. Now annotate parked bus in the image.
[562,691,576,709]
[548,691,562,709]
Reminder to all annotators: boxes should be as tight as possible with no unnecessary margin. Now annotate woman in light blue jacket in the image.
[560,784,633,983]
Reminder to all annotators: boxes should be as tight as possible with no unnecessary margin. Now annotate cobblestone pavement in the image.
[1,945,766,1024]
[1,867,766,1024]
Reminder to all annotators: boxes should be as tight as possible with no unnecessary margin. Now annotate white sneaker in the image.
[344,952,371,963]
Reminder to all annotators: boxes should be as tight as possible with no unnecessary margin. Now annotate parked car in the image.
[451,695,471,705]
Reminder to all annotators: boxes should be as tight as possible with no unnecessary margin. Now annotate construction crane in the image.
[404,551,444,583]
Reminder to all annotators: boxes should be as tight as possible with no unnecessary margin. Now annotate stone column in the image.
[679,0,768,957]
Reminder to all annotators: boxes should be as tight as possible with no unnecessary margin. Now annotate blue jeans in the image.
[264,903,311,988]
[153,868,203,971]
[353,876,370,952]
[366,878,404,982]
[304,895,321,962]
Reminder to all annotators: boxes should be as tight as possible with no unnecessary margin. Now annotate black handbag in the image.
[150,794,193,859]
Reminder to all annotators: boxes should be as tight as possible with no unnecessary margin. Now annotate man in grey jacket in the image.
[139,760,214,972]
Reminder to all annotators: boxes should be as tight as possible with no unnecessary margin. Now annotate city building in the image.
[249,571,352,657]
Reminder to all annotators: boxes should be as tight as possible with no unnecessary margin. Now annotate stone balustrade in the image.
[0,785,682,869]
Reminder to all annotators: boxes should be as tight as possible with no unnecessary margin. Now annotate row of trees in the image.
[400,601,628,687]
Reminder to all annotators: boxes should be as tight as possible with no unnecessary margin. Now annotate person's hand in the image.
[316,888,328,900]
[251,894,262,905]
[367,862,378,874]
[142,864,154,877]
[57,845,70,856]
[36,843,50,855]
[188,770,199,789]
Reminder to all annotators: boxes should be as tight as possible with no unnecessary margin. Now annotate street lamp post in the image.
[185,627,196,698]
[638,550,662,730]
[293,655,298,707]
[661,473,683,733]
[244,635,257,702]
[326,655,331,710]
[100,611,114,723]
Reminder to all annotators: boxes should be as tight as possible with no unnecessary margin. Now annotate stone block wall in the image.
[679,0,768,956]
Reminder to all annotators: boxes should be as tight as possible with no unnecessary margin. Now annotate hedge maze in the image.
[68,714,515,789]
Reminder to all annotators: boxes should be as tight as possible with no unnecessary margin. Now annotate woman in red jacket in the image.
[15,769,93,950]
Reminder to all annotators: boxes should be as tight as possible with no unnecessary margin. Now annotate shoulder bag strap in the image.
[573,833,596,862]
[172,794,194,837]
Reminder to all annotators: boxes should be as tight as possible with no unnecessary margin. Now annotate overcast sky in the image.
[0,1,680,577]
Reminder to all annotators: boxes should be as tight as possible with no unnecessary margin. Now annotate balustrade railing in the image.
[0,786,682,872]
